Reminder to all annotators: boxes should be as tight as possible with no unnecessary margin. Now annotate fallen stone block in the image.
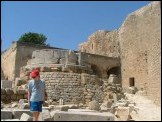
[1,88,6,94]
[115,106,131,121]
[6,88,14,95]
[1,119,20,121]
[17,89,27,95]
[15,78,25,86]
[1,110,13,119]
[19,99,29,109]
[50,110,60,121]
[126,87,137,94]
[100,100,113,111]
[88,100,100,111]
[12,109,32,119]
[1,95,6,101]
[20,113,33,121]
[38,109,51,121]
[11,103,18,108]
[19,99,28,104]
[11,94,17,101]
[53,111,114,121]
[21,103,30,109]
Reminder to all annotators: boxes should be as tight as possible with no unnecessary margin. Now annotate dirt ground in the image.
[125,93,161,121]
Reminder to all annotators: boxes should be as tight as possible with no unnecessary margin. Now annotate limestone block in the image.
[17,95,24,100]
[1,119,20,121]
[19,99,29,109]
[17,89,26,95]
[116,102,128,107]
[100,100,112,111]
[20,113,32,121]
[68,109,97,112]
[19,103,30,109]
[1,95,6,101]
[108,74,119,84]
[6,88,14,95]
[12,109,32,119]
[54,104,78,111]
[30,58,45,64]
[19,99,28,104]
[1,110,13,119]
[15,78,24,86]
[11,103,18,108]
[126,87,137,94]
[44,58,58,64]
[53,111,114,121]
[1,80,12,89]
[115,106,131,121]
[1,88,6,94]
[88,100,100,111]
[33,49,54,59]
[39,109,51,121]
[40,67,51,72]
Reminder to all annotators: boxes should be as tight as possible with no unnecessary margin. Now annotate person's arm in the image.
[28,91,31,104]
[28,81,31,104]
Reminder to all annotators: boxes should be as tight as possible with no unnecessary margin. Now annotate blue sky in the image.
[1,1,150,51]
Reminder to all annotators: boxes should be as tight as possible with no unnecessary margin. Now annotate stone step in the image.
[53,111,114,121]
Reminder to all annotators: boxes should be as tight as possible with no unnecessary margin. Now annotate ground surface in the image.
[125,93,161,121]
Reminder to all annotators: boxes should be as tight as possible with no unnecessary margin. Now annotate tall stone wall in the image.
[1,42,57,81]
[79,2,161,106]
[1,43,17,80]
[118,1,161,105]
[79,30,120,57]
[147,37,161,106]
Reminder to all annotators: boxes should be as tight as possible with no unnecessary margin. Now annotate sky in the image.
[1,1,150,51]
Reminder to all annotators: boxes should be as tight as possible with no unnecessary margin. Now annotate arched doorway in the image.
[107,66,121,79]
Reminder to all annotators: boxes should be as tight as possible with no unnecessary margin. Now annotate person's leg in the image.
[35,101,43,121]
[33,112,38,121]
[30,101,39,121]
[35,112,40,121]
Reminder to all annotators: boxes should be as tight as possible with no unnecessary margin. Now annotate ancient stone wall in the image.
[147,37,161,106]
[79,2,161,105]
[79,30,120,57]
[1,88,27,103]
[1,43,17,80]
[118,1,161,105]
[1,42,57,81]
[40,72,123,105]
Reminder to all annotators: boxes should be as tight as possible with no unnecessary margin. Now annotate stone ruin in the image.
[1,1,160,121]
[1,49,137,121]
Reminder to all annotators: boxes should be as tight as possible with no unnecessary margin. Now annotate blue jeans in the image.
[30,101,43,112]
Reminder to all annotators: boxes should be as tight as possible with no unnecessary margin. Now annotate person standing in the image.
[28,69,46,121]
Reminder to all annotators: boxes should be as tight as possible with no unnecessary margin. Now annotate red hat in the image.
[30,69,39,78]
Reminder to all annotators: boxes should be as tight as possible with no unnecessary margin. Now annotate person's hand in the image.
[28,101,30,106]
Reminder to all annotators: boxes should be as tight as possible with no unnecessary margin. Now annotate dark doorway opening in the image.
[129,77,135,87]
[91,64,101,77]
[107,66,120,78]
